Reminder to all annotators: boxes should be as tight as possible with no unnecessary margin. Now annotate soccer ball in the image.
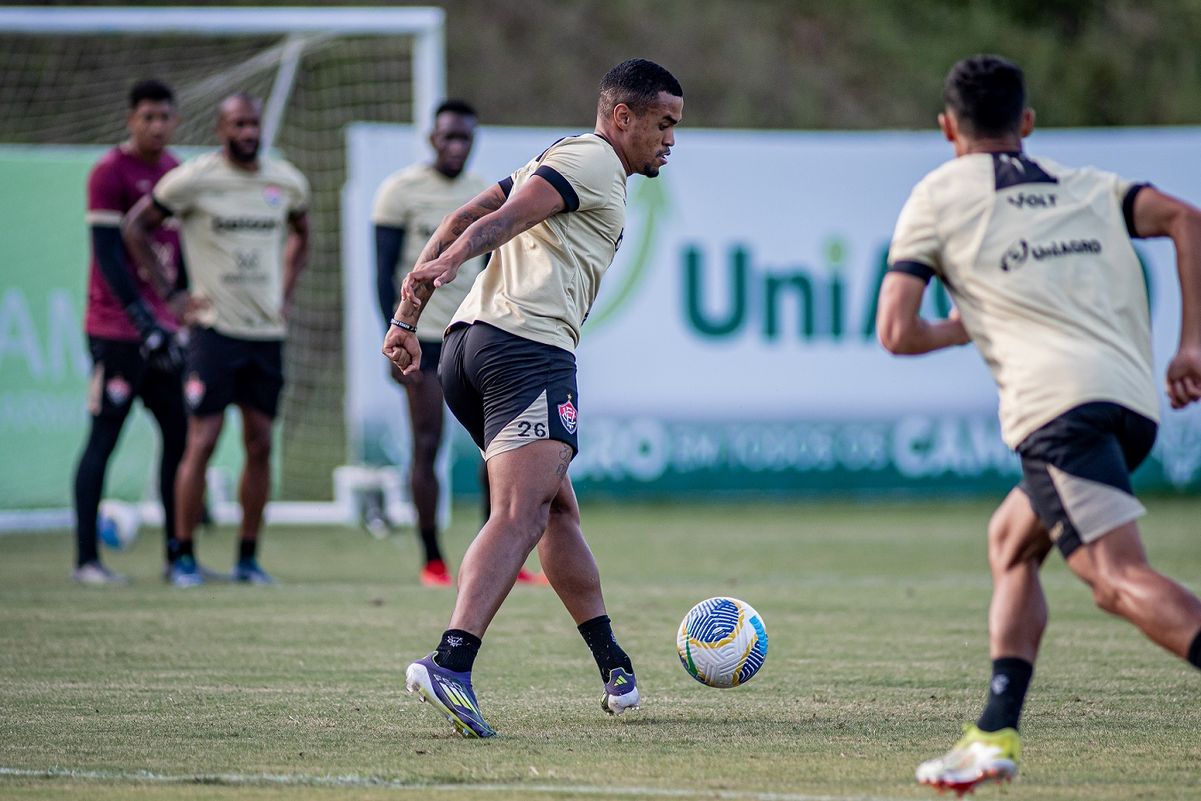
[98,499,141,550]
[676,596,768,688]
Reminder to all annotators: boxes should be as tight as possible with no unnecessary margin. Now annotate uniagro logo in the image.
[1000,239,1028,271]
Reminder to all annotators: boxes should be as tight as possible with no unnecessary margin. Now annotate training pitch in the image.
[1,498,1199,800]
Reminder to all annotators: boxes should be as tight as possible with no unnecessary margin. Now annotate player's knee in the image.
[490,500,551,547]
[986,510,1024,571]
[243,430,272,464]
[411,430,440,463]
[1089,576,1124,615]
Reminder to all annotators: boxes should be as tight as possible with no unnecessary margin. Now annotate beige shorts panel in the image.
[483,389,549,461]
[1047,463,1147,544]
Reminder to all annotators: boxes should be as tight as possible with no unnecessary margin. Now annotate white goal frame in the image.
[0,7,444,531]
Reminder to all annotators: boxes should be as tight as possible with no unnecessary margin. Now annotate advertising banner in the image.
[344,124,1201,499]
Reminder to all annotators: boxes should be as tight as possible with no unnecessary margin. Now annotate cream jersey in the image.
[888,151,1156,448]
[153,151,309,340]
[449,133,627,352]
[372,163,488,340]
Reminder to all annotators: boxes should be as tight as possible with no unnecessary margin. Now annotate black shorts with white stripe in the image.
[438,322,580,461]
[1016,401,1156,558]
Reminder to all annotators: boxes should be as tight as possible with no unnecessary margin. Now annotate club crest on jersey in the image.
[184,374,206,408]
[558,396,578,434]
[262,185,284,208]
[105,376,132,406]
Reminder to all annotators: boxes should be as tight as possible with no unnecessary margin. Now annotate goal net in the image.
[0,7,443,522]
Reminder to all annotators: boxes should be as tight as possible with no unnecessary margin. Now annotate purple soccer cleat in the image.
[404,654,496,738]
[601,667,640,715]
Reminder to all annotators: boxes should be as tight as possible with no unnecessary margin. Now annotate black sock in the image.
[977,657,1033,732]
[1188,629,1201,670]
[238,538,257,562]
[433,629,481,673]
[419,526,443,564]
[176,539,194,560]
[577,615,634,682]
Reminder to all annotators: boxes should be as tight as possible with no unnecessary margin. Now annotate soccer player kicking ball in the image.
[382,59,683,737]
[878,54,1201,796]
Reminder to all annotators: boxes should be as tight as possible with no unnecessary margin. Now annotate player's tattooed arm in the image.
[402,174,567,307]
[392,184,509,326]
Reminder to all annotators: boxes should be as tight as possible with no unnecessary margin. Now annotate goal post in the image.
[0,7,445,530]
[0,6,446,148]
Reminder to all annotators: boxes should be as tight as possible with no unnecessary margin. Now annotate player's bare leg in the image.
[537,473,638,713]
[448,439,567,634]
[918,490,1044,795]
[1066,521,1201,658]
[987,489,1052,662]
[170,413,224,586]
[233,404,275,584]
[537,475,604,623]
[403,439,563,738]
[402,371,449,584]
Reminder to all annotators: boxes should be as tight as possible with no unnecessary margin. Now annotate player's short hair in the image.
[435,99,477,119]
[943,55,1026,138]
[597,58,683,117]
[129,79,174,109]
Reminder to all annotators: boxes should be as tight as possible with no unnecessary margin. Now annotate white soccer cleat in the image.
[916,724,1020,797]
[601,667,640,715]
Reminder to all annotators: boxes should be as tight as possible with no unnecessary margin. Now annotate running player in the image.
[73,79,187,585]
[382,59,683,737]
[877,54,1201,795]
[123,93,310,587]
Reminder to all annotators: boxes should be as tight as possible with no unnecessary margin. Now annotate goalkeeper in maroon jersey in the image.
[73,80,193,584]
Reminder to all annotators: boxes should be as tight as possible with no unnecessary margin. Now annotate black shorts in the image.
[184,327,284,418]
[439,322,579,460]
[86,336,182,419]
[419,339,442,373]
[1017,401,1157,559]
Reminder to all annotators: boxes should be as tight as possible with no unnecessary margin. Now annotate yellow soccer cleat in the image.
[916,724,1020,797]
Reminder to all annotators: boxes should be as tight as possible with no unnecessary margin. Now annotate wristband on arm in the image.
[389,317,417,333]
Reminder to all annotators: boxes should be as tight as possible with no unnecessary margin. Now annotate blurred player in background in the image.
[878,54,1201,795]
[383,58,683,737]
[73,79,187,585]
[124,93,310,588]
[373,100,547,588]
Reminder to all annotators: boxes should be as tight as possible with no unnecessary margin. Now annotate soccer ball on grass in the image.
[676,596,768,688]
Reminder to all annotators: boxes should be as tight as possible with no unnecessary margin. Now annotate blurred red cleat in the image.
[420,559,453,587]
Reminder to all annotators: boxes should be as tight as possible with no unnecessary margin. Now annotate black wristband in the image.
[389,317,417,333]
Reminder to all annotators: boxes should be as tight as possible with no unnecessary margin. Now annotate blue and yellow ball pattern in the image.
[676,597,768,688]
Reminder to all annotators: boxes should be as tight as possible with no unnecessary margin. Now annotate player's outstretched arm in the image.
[1132,187,1201,408]
[876,272,971,355]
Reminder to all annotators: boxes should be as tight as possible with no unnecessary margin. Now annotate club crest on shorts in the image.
[105,375,131,406]
[184,373,206,408]
[557,395,578,434]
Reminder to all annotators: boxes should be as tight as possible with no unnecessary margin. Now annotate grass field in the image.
[1,497,1199,801]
